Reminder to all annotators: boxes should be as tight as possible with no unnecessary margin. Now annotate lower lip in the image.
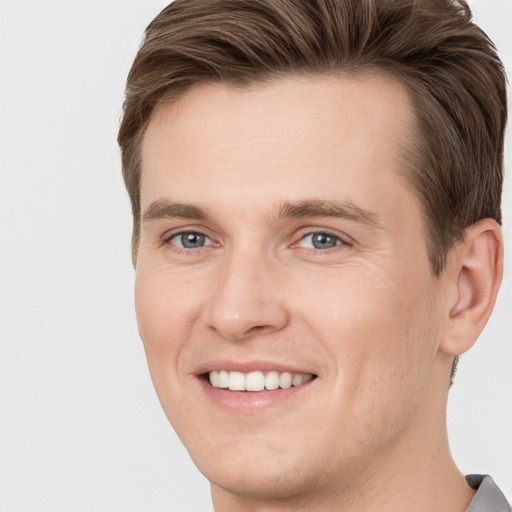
[198,377,315,412]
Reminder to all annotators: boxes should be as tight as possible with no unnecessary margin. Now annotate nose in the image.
[204,249,290,341]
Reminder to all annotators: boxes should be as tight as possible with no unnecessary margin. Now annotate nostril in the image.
[243,324,271,337]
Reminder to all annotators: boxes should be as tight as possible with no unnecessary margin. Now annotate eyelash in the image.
[163,230,216,253]
[292,229,353,252]
[163,228,352,254]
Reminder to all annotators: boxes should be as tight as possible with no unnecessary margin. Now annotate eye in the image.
[297,232,345,250]
[168,231,213,249]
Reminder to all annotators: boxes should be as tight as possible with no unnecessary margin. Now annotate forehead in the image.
[140,74,416,211]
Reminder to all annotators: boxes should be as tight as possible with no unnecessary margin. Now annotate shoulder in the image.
[465,475,511,512]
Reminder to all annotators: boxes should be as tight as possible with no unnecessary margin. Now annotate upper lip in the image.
[194,359,317,376]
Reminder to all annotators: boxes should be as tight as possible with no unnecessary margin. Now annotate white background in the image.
[0,1,511,511]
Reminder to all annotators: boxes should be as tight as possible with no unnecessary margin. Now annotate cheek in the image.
[135,270,169,348]
[135,264,201,341]
[134,267,207,433]
[302,272,439,450]
[295,264,439,393]
[134,268,193,387]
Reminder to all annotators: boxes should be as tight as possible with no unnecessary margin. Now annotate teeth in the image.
[265,371,280,390]
[208,370,315,391]
[292,373,303,386]
[279,372,293,389]
[209,370,229,388]
[302,374,313,384]
[218,370,229,388]
[246,371,265,392]
[228,371,245,391]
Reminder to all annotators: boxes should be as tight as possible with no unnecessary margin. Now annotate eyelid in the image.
[292,228,354,249]
[169,232,213,247]
[162,227,218,248]
[159,225,353,251]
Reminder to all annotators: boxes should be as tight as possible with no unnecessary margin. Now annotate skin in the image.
[135,74,502,511]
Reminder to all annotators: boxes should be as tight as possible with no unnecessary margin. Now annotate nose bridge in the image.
[205,243,289,340]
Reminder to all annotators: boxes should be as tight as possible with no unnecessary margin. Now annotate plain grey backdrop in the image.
[0,1,511,510]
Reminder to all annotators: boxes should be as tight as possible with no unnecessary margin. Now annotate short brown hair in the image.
[118,0,507,275]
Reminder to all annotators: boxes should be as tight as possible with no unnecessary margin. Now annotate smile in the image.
[208,370,315,392]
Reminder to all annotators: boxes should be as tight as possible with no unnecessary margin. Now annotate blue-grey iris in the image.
[181,232,206,248]
[312,233,338,249]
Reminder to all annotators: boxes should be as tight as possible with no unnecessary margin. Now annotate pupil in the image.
[313,233,337,249]
[182,232,205,248]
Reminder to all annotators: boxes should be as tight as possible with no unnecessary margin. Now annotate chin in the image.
[206,461,321,501]
[188,436,333,502]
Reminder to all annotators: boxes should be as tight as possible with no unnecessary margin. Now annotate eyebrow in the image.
[142,198,382,229]
[142,199,212,223]
[278,200,383,229]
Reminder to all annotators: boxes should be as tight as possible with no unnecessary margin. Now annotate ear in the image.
[440,219,503,357]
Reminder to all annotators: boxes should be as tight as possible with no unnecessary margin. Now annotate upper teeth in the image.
[208,370,314,392]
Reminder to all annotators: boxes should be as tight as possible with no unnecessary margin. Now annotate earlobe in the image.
[440,219,503,357]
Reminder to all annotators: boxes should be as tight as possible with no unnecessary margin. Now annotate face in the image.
[136,75,450,501]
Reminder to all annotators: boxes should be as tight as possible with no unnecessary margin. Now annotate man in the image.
[118,0,509,510]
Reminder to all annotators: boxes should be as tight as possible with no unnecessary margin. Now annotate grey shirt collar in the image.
[465,475,510,512]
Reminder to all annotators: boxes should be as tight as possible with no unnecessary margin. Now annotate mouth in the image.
[206,370,316,392]
[196,363,318,411]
